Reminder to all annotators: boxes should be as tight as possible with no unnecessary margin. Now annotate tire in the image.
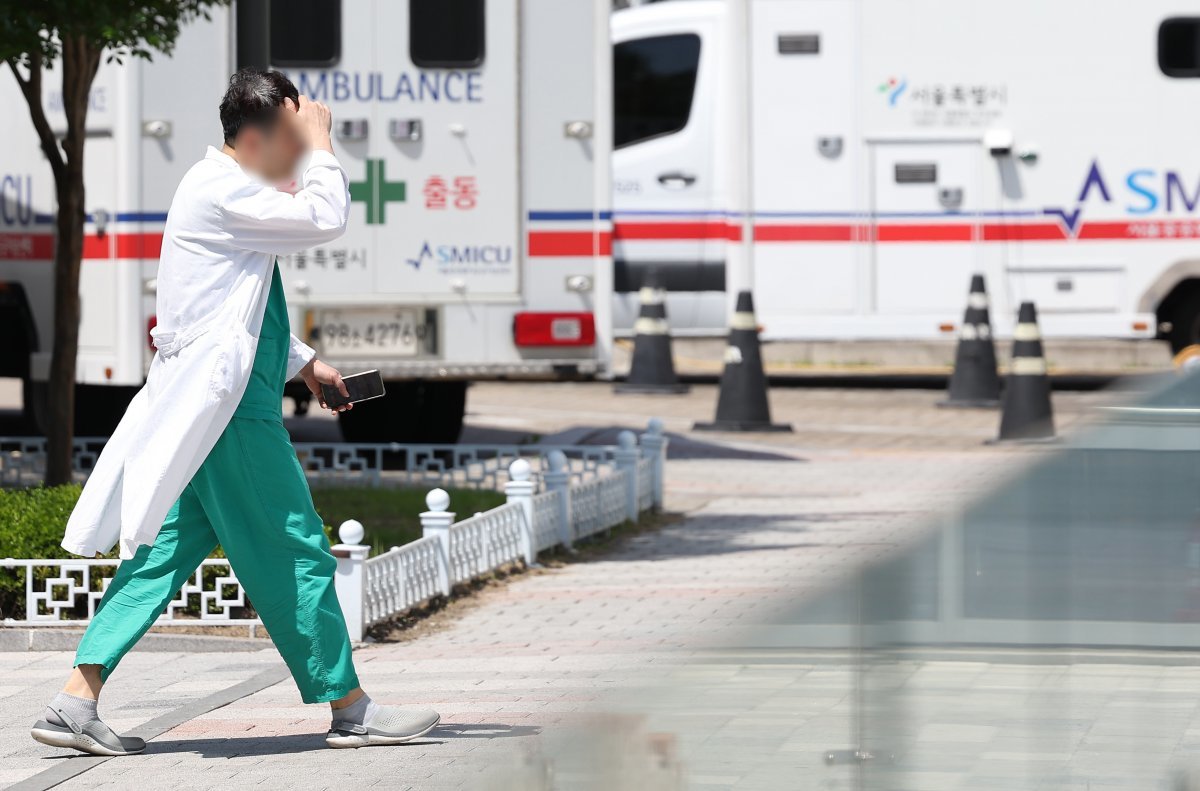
[338,380,467,444]
[30,382,139,438]
[1166,289,1200,354]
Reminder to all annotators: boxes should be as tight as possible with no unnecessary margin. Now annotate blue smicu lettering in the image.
[0,174,33,227]
[436,245,512,265]
[1070,160,1200,218]
[288,70,484,103]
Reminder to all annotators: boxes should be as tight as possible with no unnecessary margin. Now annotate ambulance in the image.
[0,0,613,441]
[611,0,1200,353]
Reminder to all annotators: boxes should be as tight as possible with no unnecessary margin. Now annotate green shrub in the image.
[0,485,98,620]
[0,484,89,560]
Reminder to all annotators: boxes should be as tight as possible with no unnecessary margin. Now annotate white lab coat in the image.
[62,147,350,559]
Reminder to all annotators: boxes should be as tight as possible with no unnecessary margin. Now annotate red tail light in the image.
[513,312,595,347]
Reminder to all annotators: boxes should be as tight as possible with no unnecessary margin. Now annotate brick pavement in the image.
[4,383,1153,789]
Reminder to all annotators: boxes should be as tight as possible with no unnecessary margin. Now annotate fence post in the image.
[544,450,574,551]
[505,458,538,565]
[640,417,668,511]
[331,519,370,642]
[421,488,456,596]
[615,430,640,523]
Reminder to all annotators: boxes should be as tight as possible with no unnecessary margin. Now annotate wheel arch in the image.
[1140,259,1200,313]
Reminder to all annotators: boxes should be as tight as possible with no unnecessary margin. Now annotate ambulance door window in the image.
[270,0,341,67]
[614,34,701,149]
[1159,18,1200,77]
[410,0,486,68]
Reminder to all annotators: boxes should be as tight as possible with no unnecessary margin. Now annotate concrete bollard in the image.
[615,430,640,523]
[331,519,369,642]
[544,450,574,550]
[639,417,668,511]
[420,488,456,596]
[505,458,538,565]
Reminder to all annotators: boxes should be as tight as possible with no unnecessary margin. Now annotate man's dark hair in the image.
[219,69,300,144]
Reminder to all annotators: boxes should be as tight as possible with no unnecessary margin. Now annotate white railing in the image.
[531,490,564,553]
[1,557,259,626]
[1,419,668,639]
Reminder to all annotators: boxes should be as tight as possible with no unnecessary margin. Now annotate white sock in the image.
[334,693,379,725]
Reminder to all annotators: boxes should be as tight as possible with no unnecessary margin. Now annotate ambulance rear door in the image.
[868,139,985,316]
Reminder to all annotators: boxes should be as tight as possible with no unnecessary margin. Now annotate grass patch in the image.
[311,486,506,554]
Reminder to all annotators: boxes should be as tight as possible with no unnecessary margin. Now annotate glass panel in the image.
[270,0,341,67]
[409,0,486,68]
[613,34,701,149]
[1159,18,1200,77]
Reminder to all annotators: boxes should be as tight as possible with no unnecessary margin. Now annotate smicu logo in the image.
[406,242,513,271]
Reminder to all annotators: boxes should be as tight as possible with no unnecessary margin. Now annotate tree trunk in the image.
[44,37,101,486]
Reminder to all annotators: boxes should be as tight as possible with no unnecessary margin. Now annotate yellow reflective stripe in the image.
[633,317,669,335]
[638,286,664,305]
[1010,357,1047,375]
[730,312,757,330]
[1013,323,1041,341]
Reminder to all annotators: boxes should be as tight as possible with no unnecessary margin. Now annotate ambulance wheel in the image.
[337,381,467,444]
[1166,291,1200,354]
[416,381,467,444]
[30,382,139,438]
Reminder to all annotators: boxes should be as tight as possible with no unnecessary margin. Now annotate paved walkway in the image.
[0,384,1126,789]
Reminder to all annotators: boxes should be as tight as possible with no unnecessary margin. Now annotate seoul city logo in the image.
[877,76,908,107]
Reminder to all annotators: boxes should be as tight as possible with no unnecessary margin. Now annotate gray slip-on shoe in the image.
[326,706,440,748]
[31,706,146,757]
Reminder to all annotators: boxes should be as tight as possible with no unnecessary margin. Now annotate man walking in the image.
[30,69,439,756]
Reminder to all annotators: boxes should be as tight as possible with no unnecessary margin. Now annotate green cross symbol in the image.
[349,158,406,225]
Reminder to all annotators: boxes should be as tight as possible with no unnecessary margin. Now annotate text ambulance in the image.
[611,0,1200,353]
[0,0,612,441]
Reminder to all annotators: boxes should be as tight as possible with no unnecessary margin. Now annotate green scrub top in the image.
[233,263,289,421]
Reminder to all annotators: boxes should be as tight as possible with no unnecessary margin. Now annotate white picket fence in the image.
[0,420,667,640]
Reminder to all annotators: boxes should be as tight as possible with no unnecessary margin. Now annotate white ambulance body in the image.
[612,0,1200,352]
[0,0,612,441]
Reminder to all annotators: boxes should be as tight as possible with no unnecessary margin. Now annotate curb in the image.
[0,628,269,653]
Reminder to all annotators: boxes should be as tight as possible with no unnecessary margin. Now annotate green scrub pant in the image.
[74,417,361,704]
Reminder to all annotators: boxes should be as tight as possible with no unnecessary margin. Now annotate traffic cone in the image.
[994,301,1055,442]
[694,291,792,432]
[616,273,689,394]
[939,274,1001,408]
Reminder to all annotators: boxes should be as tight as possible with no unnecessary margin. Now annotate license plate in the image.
[315,308,429,357]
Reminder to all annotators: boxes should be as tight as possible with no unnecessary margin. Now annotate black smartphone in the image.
[321,369,386,409]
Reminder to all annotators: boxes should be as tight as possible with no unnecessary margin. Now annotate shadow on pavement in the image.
[606,511,896,562]
[139,723,536,759]
[539,426,803,463]
[142,734,444,757]
[434,723,541,739]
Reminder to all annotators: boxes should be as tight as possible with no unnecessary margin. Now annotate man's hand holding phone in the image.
[300,358,352,413]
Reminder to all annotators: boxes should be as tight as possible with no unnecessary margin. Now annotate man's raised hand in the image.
[283,96,333,154]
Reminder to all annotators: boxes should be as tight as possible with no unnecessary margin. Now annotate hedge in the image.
[0,483,504,621]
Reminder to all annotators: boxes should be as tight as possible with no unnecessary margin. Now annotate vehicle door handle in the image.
[657,171,697,189]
